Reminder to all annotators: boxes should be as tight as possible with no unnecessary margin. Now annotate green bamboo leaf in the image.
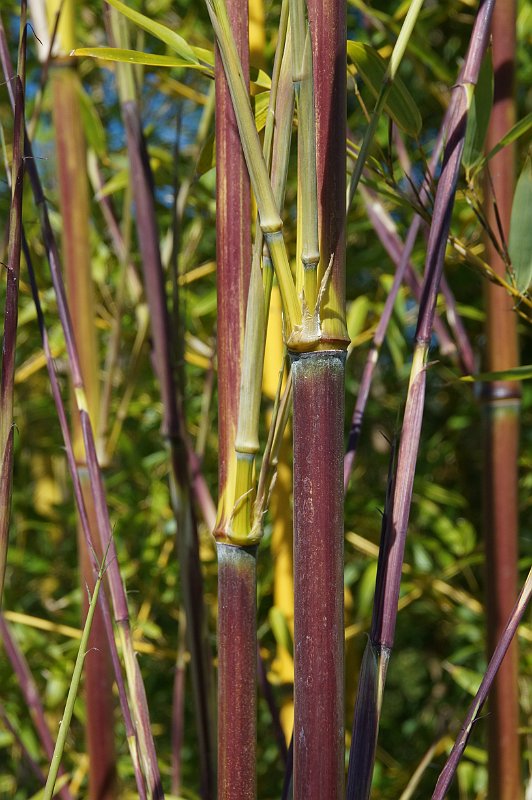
[472,111,532,176]
[461,364,532,382]
[347,41,422,137]
[75,81,106,158]
[72,46,211,73]
[509,156,532,291]
[443,662,481,697]
[104,0,199,64]
[269,606,293,659]
[347,295,370,342]
[463,50,493,171]
[197,91,271,174]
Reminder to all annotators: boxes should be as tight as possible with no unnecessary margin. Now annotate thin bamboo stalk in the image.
[21,232,147,800]
[0,3,25,606]
[482,1,521,795]
[107,11,215,795]
[0,701,48,786]
[47,0,116,790]
[0,615,74,800]
[432,565,532,799]
[346,2,495,796]
[0,28,163,795]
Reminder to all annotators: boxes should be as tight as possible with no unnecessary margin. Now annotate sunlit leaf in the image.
[463,50,493,171]
[104,0,199,64]
[347,41,422,137]
[197,91,271,174]
[269,606,293,659]
[76,80,107,158]
[509,155,532,291]
[72,46,211,73]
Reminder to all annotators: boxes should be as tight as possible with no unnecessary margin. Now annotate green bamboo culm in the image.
[43,547,110,800]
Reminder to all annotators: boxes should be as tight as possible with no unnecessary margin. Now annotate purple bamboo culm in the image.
[371,0,495,654]
[0,615,74,800]
[0,22,162,797]
[432,566,532,798]
[291,351,346,800]
[346,2,495,797]
[21,231,148,800]
[217,544,257,800]
[121,96,215,800]
[0,701,47,785]
[0,5,25,606]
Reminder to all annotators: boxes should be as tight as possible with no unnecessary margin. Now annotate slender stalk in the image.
[21,232,147,800]
[432,565,532,799]
[43,544,109,800]
[108,11,215,796]
[482,1,521,795]
[46,1,116,792]
[0,615,74,800]
[0,26,162,796]
[346,2,495,796]
[291,351,346,800]
[0,3,25,605]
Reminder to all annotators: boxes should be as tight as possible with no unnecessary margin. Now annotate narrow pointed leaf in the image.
[104,0,199,63]
[472,111,532,175]
[72,46,211,73]
[463,50,493,169]
[347,41,422,137]
[461,364,532,382]
[508,155,532,291]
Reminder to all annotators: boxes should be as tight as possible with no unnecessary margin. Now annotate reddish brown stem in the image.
[291,351,345,800]
[483,6,521,791]
[217,544,257,800]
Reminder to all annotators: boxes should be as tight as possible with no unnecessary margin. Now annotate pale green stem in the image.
[43,551,108,800]
[290,0,319,310]
[204,0,301,335]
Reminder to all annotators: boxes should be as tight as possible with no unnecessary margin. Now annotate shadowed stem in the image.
[432,565,532,798]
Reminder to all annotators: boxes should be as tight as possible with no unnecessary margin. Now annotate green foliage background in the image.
[0,0,531,797]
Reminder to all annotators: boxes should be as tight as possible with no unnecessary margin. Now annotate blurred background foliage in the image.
[0,0,531,797]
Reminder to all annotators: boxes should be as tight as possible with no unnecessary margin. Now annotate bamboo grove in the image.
[0,0,531,798]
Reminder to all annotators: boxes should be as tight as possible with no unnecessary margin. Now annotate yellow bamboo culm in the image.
[249,0,265,67]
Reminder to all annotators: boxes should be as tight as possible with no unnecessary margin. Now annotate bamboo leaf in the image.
[72,46,211,73]
[461,364,532,382]
[463,50,493,171]
[347,42,422,137]
[269,606,294,659]
[104,0,199,64]
[508,155,532,291]
[197,91,271,174]
[75,81,107,158]
[472,111,532,176]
